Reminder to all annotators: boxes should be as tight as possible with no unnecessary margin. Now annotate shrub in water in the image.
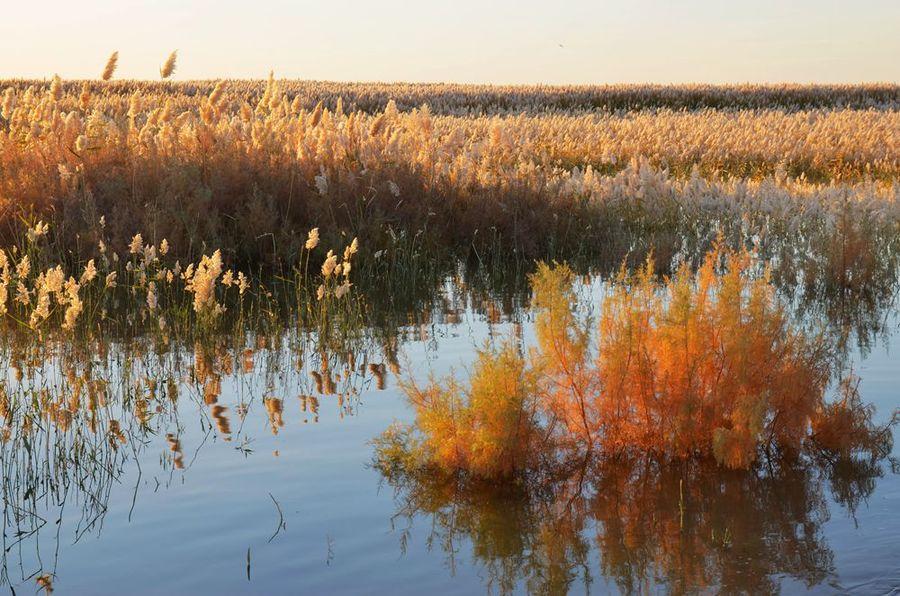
[379,246,892,477]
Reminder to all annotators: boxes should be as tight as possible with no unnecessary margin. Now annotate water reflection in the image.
[766,216,900,363]
[0,329,387,588]
[378,452,892,594]
[0,234,897,592]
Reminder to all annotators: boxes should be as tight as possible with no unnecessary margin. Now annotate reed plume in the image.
[101,51,118,81]
[1,87,15,119]
[49,74,63,101]
[160,50,178,79]
[78,82,91,110]
[208,80,225,105]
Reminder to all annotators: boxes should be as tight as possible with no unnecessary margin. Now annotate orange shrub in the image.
[580,247,831,467]
[530,262,598,453]
[383,246,892,478]
[530,248,832,467]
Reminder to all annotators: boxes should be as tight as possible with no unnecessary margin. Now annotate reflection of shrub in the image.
[373,450,880,594]
[811,375,896,459]
[588,456,835,593]
[379,247,894,478]
[372,447,592,594]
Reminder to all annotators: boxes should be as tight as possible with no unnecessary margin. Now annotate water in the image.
[1,275,898,595]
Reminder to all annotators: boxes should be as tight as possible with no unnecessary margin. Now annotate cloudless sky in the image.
[1,0,898,83]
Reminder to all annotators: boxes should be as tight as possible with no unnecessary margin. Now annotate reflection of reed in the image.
[203,377,221,405]
[166,433,184,469]
[311,370,323,393]
[0,294,396,588]
[108,419,127,447]
[768,215,900,363]
[323,373,336,395]
[0,319,387,590]
[242,348,255,373]
[367,363,387,390]
[264,398,284,435]
[300,395,320,423]
[210,405,231,438]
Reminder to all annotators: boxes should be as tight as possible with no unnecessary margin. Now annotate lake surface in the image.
[1,273,898,595]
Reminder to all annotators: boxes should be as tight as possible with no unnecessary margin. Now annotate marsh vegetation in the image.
[0,66,898,593]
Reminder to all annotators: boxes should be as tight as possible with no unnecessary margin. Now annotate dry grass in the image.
[5,79,896,113]
[0,76,896,266]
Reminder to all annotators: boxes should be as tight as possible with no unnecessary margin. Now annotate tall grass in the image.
[0,72,897,268]
[4,79,897,113]
[0,218,363,349]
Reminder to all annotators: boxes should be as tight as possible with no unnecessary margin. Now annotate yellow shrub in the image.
[402,342,541,478]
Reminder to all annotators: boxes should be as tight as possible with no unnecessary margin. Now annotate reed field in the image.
[1,74,897,267]
[1,60,899,593]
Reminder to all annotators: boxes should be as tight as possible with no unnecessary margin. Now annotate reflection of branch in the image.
[267,493,286,543]
[2,518,47,553]
[325,535,335,566]
[128,441,142,523]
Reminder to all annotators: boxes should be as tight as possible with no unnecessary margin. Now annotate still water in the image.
[1,275,898,595]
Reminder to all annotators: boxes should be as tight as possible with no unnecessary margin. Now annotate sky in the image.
[1,0,898,84]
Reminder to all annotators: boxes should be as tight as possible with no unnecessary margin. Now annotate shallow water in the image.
[1,275,898,595]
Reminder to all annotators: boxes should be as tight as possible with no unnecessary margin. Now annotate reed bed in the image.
[1,75,897,267]
[4,80,898,113]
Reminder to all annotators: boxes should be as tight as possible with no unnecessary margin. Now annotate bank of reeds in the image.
[1,74,897,269]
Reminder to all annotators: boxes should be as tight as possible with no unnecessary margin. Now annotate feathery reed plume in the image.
[49,74,63,102]
[309,100,324,127]
[208,80,225,106]
[127,91,141,119]
[369,113,387,137]
[1,87,15,120]
[79,82,91,110]
[101,51,119,81]
[305,228,320,250]
[160,50,178,79]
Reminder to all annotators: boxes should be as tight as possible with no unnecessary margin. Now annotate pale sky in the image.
[1,0,898,83]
